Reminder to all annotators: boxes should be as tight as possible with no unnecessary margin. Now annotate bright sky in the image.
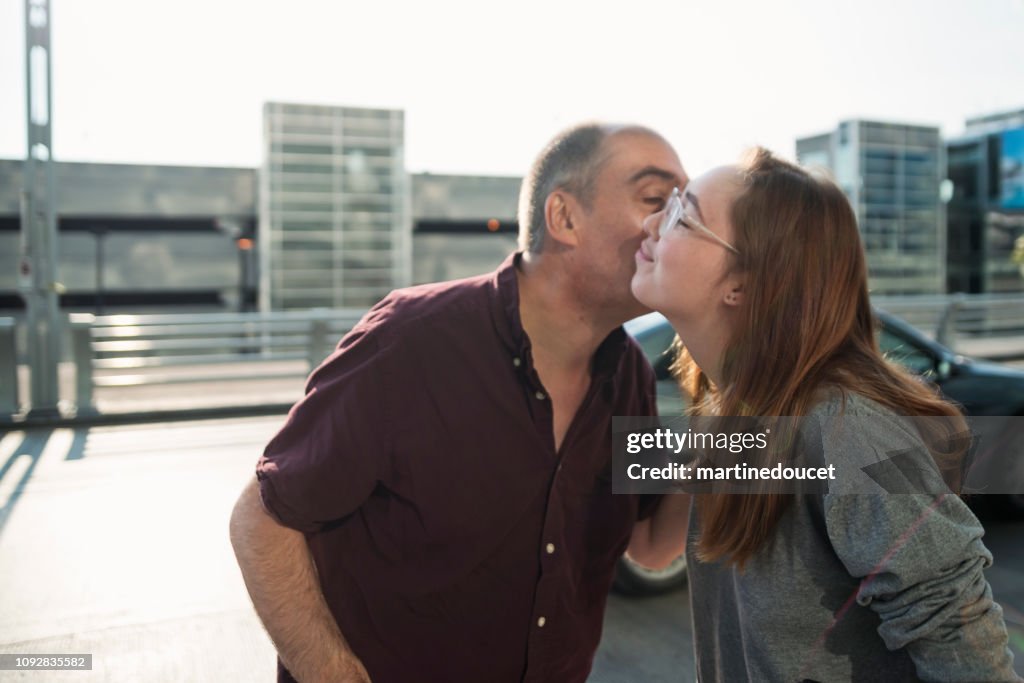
[1,0,1023,178]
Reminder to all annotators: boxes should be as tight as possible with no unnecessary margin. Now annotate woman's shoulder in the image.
[805,387,953,496]
[807,387,906,422]
[809,389,922,446]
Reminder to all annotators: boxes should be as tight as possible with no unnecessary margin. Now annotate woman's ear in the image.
[724,281,744,307]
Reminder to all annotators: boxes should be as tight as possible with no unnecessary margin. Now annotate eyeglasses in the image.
[659,187,740,255]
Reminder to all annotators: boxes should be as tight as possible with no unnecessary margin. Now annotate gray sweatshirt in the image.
[687,392,1019,682]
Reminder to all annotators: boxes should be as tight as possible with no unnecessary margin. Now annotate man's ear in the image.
[544,191,582,247]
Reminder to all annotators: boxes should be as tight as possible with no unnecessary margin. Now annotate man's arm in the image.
[229,478,371,683]
[626,494,691,569]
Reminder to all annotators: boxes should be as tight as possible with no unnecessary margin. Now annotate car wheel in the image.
[612,552,687,596]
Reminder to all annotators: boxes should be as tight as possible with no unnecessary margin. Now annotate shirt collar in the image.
[490,251,632,381]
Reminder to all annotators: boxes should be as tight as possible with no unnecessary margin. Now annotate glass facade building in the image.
[260,102,409,311]
[0,159,255,313]
[947,109,1024,294]
[0,157,519,314]
[797,120,945,295]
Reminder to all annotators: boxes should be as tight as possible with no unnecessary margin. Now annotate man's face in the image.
[571,131,687,321]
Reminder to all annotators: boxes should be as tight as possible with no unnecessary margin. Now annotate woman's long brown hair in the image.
[675,148,966,569]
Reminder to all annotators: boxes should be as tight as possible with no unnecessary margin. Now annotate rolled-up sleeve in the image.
[825,491,1017,681]
[257,321,394,534]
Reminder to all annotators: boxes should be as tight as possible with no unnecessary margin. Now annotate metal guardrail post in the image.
[936,293,966,350]
[307,310,332,370]
[0,318,19,420]
[69,313,97,415]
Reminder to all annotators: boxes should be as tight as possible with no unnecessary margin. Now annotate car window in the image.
[879,325,936,376]
[633,322,677,372]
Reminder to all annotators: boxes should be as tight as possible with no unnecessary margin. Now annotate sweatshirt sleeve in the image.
[824,487,1017,681]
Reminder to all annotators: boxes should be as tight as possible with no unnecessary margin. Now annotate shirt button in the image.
[537,616,547,628]
[513,357,521,367]
[535,391,546,400]
[545,543,555,555]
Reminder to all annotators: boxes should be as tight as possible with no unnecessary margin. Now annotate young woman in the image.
[627,149,1019,682]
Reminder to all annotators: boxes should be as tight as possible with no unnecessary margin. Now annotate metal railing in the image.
[873,293,1024,358]
[67,309,366,414]
[2,293,1024,421]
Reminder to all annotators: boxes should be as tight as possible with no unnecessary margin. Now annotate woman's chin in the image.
[629,281,650,307]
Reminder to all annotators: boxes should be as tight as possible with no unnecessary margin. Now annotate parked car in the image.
[614,309,1024,595]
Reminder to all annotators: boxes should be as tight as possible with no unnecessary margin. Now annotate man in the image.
[229,122,688,683]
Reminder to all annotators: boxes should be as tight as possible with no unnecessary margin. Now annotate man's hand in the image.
[627,494,691,569]
[229,478,371,683]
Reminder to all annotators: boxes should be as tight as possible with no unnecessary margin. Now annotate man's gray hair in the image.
[517,123,665,253]
[517,123,612,254]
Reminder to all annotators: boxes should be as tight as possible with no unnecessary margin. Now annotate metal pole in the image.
[0,318,20,420]
[94,227,107,315]
[237,243,245,313]
[19,0,62,417]
[936,293,965,349]
[68,314,96,415]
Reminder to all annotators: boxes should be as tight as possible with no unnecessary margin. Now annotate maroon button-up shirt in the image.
[257,253,659,683]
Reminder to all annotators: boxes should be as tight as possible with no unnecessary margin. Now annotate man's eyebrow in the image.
[684,190,705,222]
[628,166,678,184]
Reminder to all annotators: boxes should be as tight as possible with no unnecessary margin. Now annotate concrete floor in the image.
[0,416,1020,682]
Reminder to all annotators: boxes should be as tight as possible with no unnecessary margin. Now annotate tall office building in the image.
[259,102,409,311]
[796,120,945,295]
[964,107,1024,137]
[947,108,1024,293]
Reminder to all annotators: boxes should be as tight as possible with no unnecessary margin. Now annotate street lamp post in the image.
[18,0,62,417]
[215,217,255,312]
